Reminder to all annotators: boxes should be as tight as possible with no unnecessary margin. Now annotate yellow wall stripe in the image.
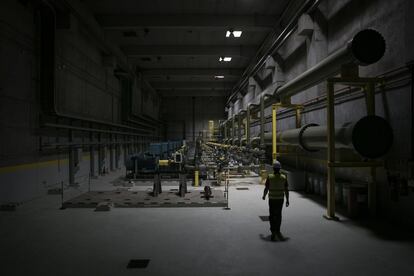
[0,159,69,174]
[0,154,96,174]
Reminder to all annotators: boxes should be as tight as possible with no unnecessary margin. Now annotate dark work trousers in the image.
[269,198,284,234]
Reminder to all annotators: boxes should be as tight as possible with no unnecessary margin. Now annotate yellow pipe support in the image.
[208,120,215,141]
[194,170,199,187]
[326,80,379,218]
[272,104,277,162]
[159,160,170,166]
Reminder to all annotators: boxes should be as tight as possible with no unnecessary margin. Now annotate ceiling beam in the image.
[142,68,244,77]
[159,89,228,97]
[95,14,276,31]
[122,45,256,58]
[151,81,235,90]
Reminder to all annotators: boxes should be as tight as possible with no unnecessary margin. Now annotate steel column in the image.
[272,104,277,162]
[246,108,251,146]
[90,146,95,177]
[110,145,115,171]
[260,95,265,147]
[238,115,242,146]
[88,125,95,177]
[68,126,76,186]
[325,81,338,220]
[232,116,236,145]
[192,96,196,142]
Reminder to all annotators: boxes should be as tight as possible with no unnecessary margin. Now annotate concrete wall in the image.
[235,0,414,225]
[131,77,160,119]
[56,27,122,123]
[161,96,226,141]
[275,0,412,158]
[0,0,158,203]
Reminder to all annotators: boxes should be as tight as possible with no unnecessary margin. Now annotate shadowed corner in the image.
[259,234,291,242]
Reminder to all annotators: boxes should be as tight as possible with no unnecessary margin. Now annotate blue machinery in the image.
[149,141,183,159]
[125,140,188,197]
[126,140,184,175]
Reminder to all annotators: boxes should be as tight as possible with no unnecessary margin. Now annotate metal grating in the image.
[63,190,227,208]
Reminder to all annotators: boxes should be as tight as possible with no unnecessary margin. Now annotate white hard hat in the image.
[273,160,282,169]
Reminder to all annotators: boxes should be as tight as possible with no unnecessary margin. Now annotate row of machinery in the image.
[123,138,262,198]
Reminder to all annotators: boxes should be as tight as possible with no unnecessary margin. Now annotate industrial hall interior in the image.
[1,0,414,275]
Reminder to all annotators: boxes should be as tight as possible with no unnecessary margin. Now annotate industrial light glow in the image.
[226,30,242,38]
[219,56,232,62]
[214,75,225,79]
[233,31,242,37]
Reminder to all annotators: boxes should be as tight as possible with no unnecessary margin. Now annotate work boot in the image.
[276,232,286,241]
[270,233,277,242]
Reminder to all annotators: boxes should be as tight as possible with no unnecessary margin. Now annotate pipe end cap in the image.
[351,29,386,66]
[352,115,393,158]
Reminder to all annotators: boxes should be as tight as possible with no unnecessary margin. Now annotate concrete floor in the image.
[1,172,414,276]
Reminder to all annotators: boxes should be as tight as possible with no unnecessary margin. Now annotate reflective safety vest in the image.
[268,173,286,200]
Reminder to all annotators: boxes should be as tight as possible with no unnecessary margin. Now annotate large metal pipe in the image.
[252,115,393,159]
[274,29,386,100]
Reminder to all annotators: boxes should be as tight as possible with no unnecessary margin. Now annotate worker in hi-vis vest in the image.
[262,161,289,241]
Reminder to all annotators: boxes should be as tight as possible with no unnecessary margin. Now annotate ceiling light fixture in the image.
[219,56,232,62]
[226,29,242,38]
[233,31,242,37]
[214,75,225,79]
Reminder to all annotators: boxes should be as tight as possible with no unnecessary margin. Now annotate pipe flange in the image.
[298,123,319,152]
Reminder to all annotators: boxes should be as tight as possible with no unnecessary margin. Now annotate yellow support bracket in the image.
[271,102,304,163]
[194,170,199,187]
[159,160,170,166]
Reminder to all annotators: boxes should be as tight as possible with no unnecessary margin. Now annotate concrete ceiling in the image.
[83,0,290,96]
